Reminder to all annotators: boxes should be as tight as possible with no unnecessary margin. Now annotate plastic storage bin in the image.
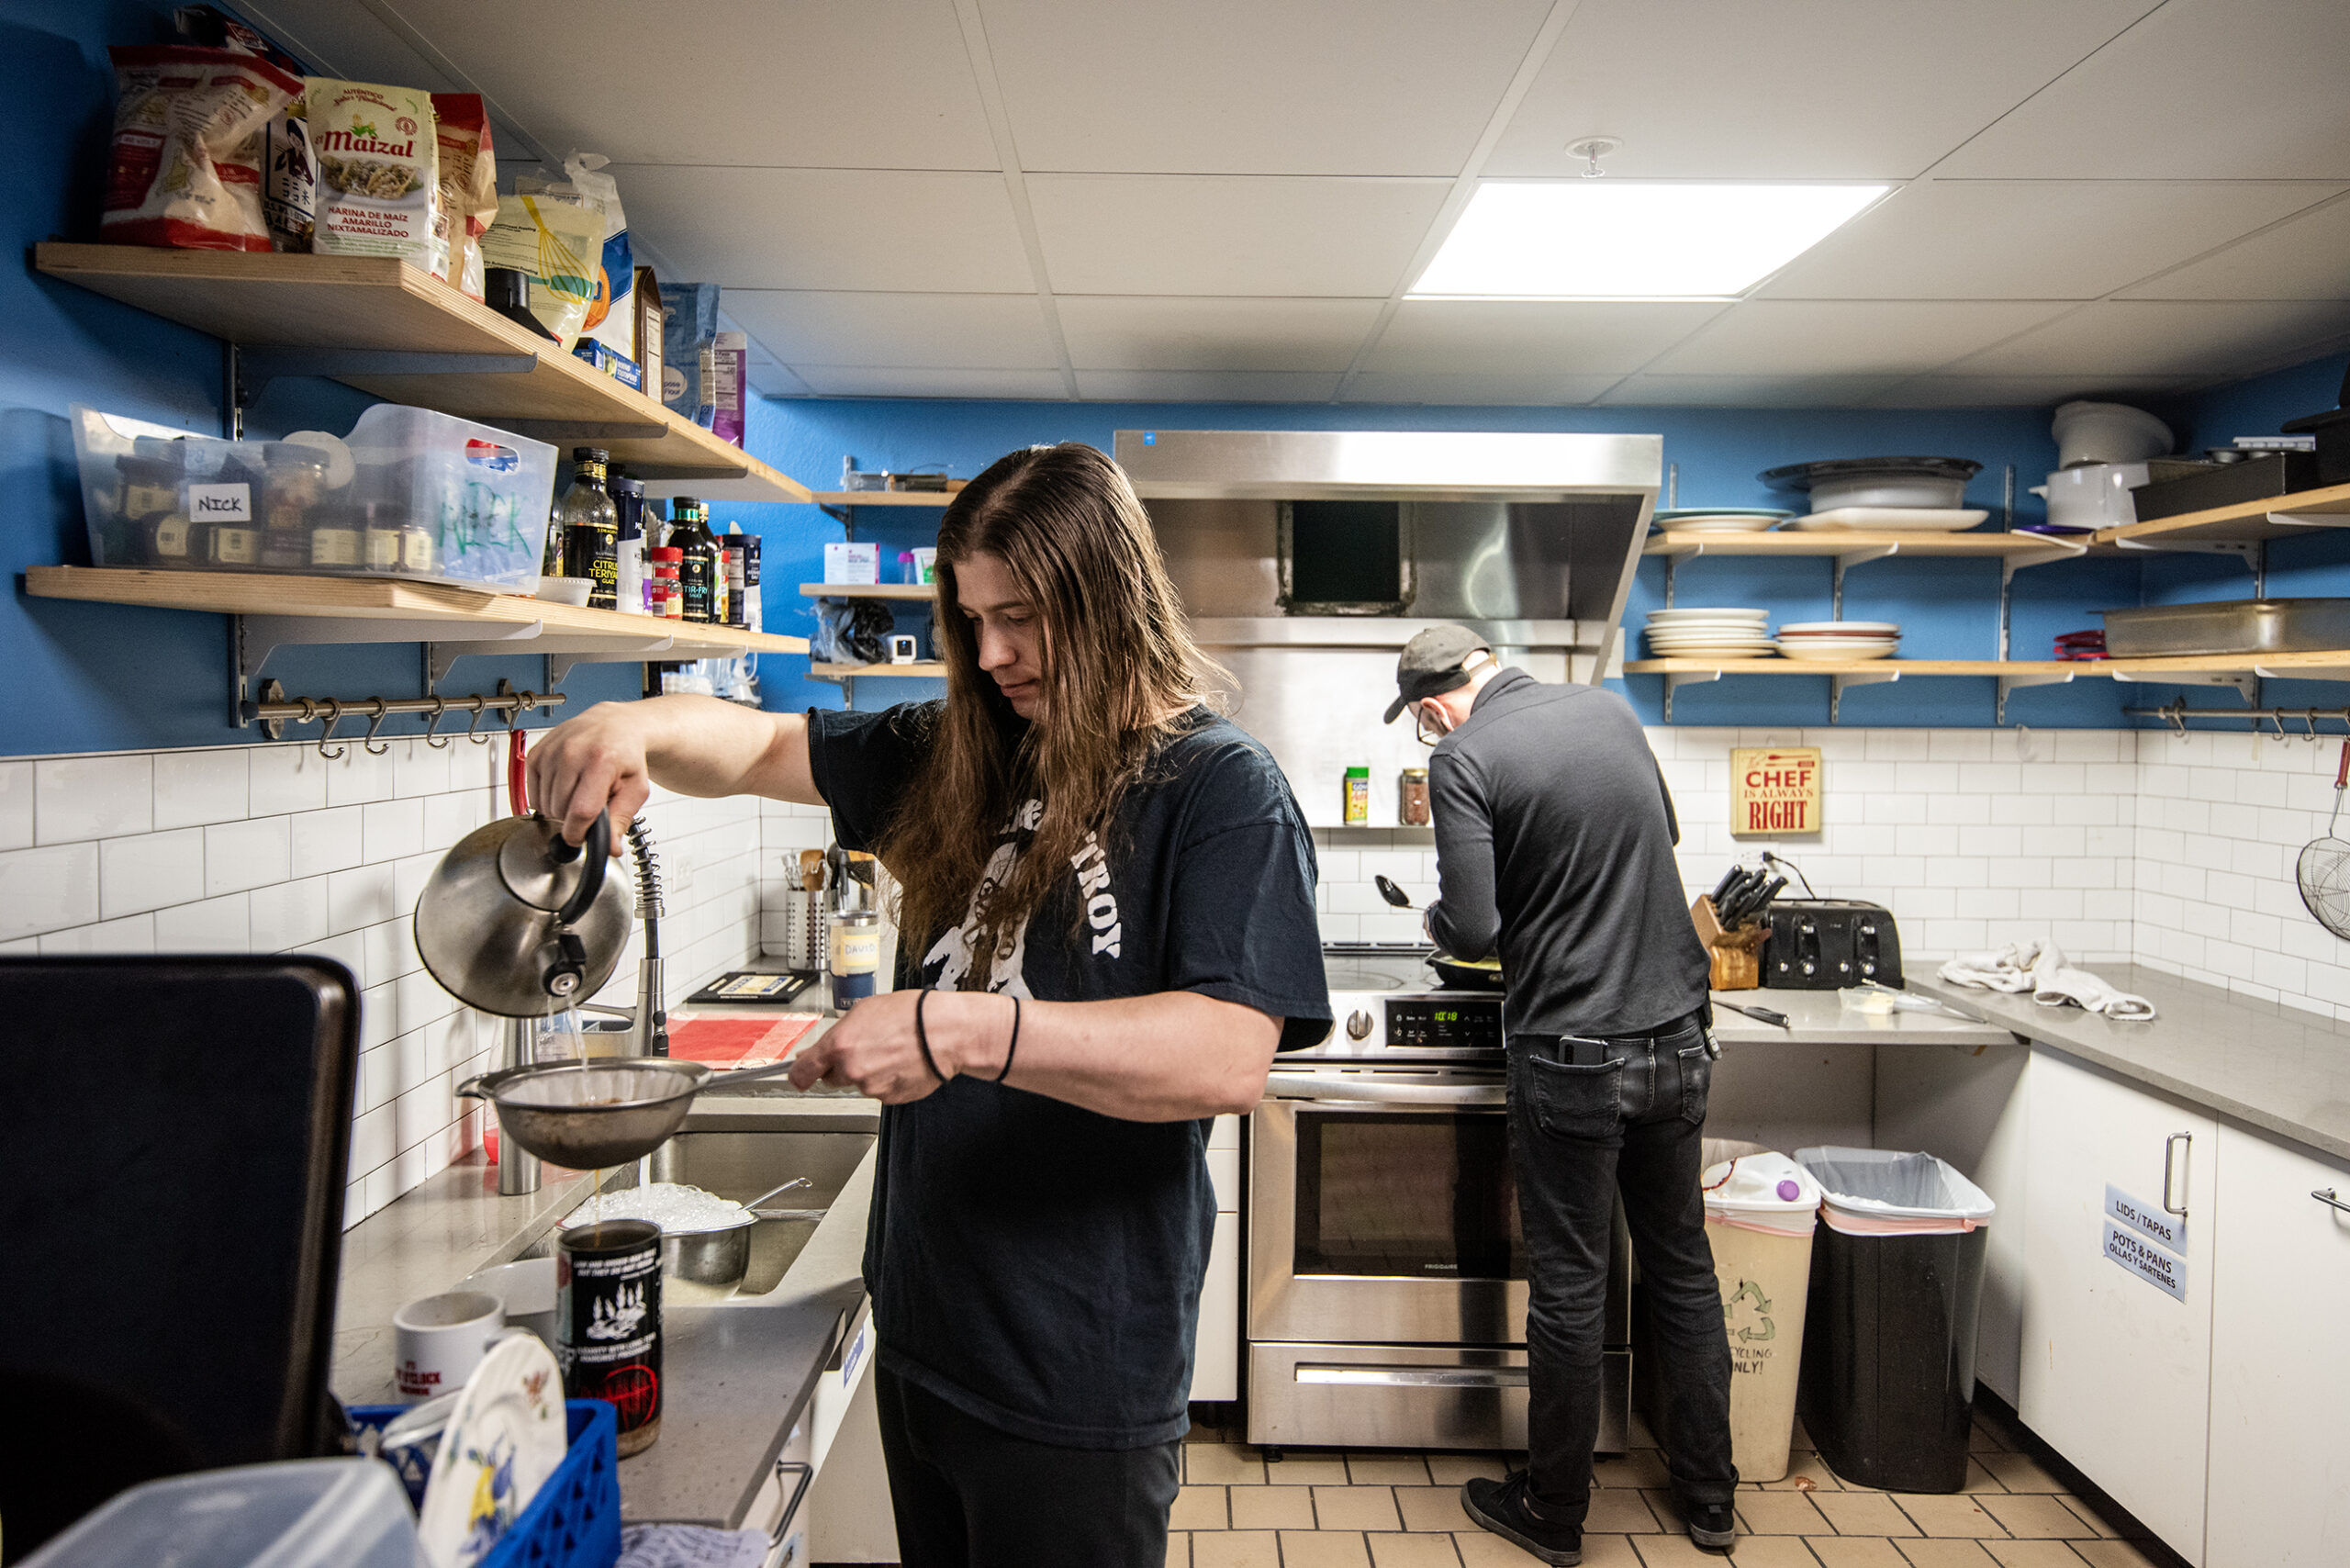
[1794,1147,1996,1493]
[21,1457,426,1568]
[1701,1147,1824,1484]
[348,1399,621,1568]
[71,403,554,590]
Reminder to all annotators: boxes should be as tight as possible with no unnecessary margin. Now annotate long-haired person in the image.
[526,442,1330,1567]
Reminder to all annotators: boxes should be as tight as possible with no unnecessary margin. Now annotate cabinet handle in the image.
[2315,1188,2350,1216]
[2162,1132,2192,1217]
[768,1461,813,1549]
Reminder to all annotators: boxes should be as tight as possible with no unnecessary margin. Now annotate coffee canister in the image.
[830,909,879,1011]
[558,1218,663,1456]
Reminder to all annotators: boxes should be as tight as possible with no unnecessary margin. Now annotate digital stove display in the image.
[1387,998,1502,1050]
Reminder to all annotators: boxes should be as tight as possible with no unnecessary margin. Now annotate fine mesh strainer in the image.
[2296,741,2350,937]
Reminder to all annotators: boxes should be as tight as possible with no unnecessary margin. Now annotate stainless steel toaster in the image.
[1762,901,1902,990]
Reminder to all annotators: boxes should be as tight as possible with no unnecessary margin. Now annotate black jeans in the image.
[1508,1014,1737,1525]
[874,1366,1181,1568]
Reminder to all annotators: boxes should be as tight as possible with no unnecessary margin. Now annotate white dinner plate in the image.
[1778,621,1900,634]
[418,1333,569,1568]
[1646,607,1768,622]
[1652,516,1784,533]
[1787,508,1991,532]
[1775,643,1898,661]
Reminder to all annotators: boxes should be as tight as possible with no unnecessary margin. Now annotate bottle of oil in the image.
[556,448,620,609]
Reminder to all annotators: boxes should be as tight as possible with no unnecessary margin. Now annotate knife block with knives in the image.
[1691,864,1785,991]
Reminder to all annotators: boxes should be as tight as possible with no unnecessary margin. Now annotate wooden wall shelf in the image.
[811,662,947,679]
[808,491,957,507]
[799,583,935,600]
[2091,482,2350,549]
[34,243,812,505]
[1643,530,2089,567]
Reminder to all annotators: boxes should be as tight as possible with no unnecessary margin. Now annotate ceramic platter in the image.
[1787,507,1991,532]
[417,1333,569,1568]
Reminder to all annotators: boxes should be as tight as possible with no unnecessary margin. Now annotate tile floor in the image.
[1166,1406,2169,1568]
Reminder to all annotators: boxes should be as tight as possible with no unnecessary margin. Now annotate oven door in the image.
[1251,1073,1526,1346]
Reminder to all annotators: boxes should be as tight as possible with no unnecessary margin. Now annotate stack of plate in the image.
[1645,608,1775,658]
[1775,621,1901,661]
[1651,508,1795,534]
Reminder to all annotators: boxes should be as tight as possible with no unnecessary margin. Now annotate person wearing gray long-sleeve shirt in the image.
[1386,626,1736,1564]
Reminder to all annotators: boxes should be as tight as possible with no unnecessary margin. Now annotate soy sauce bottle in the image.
[666,497,722,625]
[557,447,620,609]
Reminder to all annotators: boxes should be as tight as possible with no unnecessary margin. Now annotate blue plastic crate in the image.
[349,1399,621,1568]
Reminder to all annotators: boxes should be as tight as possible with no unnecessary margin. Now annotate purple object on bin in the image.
[1778,1179,1801,1202]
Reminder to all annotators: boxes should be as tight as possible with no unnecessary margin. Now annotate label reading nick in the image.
[187,482,252,522]
[2102,1219,2188,1302]
[2105,1182,2186,1251]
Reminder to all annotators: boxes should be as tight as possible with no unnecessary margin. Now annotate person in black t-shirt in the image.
[526,442,1330,1568]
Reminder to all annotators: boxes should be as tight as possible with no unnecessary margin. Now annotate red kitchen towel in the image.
[666,1014,819,1068]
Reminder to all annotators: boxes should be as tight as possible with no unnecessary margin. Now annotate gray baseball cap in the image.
[1383,625,1493,723]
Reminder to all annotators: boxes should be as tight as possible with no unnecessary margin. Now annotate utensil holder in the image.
[776,888,828,974]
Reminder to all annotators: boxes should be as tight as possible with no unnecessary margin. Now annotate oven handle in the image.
[1262,1072,1505,1106]
[1295,1363,1528,1388]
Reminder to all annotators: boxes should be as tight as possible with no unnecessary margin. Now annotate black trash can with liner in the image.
[1793,1148,1996,1493]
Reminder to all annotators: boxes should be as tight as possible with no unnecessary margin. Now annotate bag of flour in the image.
[307,78,438,268]
[102,46,300,252]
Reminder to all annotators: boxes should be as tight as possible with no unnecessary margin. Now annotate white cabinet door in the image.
[2020,1047,2216,1564]
[2206,1127,2350,1566]
[1191,1210,1241,1401]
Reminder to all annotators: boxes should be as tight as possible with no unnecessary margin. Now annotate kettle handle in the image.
[544,812,610,927]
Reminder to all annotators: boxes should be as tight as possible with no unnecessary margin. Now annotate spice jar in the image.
[648,546,684,619]
[1399,767,1431,826]
[1342,766,1371,825]
[260,442,330,570]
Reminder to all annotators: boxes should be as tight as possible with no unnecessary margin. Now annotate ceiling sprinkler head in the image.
[1565,137,1622,178]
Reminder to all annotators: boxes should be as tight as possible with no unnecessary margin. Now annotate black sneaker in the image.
[1684,1497,1738,1552]
[1460,1472,1582,1566]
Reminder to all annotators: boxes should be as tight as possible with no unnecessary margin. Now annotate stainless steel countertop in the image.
[1914,965,2350,1167]
[331,1076,882,1529]
[1708,987,2019,1048]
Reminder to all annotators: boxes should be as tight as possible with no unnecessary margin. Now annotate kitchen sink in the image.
[509,1106,877,1303]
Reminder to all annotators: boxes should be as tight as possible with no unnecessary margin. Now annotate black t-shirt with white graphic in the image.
[806,701,1331,1448]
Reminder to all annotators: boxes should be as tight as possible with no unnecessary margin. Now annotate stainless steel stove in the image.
[1246,944,1631,1454]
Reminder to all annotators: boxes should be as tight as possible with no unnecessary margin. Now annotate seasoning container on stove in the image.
[1399,767,1431,826]
[556,1218,663,1456]
[1342,767,1371,825]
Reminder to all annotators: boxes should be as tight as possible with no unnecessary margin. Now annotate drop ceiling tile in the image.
[1360,301,1728,376]
[1055,297,1383,372]
[1937,0,2350,178]
[1645,300,2074,376]
[1864,375,2200,409]
[1337,373,1622,405]
[1595,375,1907,408]
[2117,194,2350,300]
[1026,175,1449,297]
[319,0,997,168]
[790,367,1072,400]
[981,0,1552,174]
[1484,0,2158,180]
[1948,299,2350,376]
[1073,371,1343,402]
[612,168,1034,293]
[1761,181,2344,300]
[722,292,1058,370]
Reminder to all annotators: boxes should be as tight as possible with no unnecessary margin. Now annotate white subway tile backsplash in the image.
[205,815,291,896]
[289,804,364,879]
[0,842,90,941]
[250,875,330,951]
[362,798,424,864]
[249,744,330,815]
[99,827,205,919]
[392,739,451,800]
[327,862,398,935]
[324,744,397,808]
[155,891,251,953]
[152,748,248,830]
[36,754,152,844]
[0,761,32,851]
[39,912,154,955]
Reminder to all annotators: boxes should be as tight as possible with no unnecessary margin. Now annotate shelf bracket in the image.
[2109,666,2259,703]
[1660,666,1721,723]
[1662,552,1677,610]
[2111,535,2259,557]
[529,633,681,686]
[2263,510,2350,531]
[420,625,562,685]
[1830,668,1902,724]
[1997,669,2076,725]
[2254,664,2350,685]
[232,346,537,407]
[235,613,543,725]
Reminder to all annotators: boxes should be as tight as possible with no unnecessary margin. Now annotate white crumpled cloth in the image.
[1937,939,2157,1021]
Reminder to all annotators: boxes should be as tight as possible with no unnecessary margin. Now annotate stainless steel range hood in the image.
[1114,430,1660,828]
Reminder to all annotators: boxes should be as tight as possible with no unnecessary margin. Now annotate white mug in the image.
[887,633,918,665]
[393,1289,506,1402]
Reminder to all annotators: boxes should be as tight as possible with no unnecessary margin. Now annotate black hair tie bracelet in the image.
[912,989,946,1083]
[996,993,1021,1084]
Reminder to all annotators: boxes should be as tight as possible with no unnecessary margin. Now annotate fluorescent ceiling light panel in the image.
[1411,182,1888,299]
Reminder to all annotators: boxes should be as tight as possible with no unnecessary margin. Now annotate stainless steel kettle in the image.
[413,812,632,1017]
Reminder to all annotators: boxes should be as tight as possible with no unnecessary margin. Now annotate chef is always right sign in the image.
[1730,746,1822,837]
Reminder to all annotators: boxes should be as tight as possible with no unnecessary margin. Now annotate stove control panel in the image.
[1386,997,1503,1051]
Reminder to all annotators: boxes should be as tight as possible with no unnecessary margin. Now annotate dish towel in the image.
[1939,939,2157,1020]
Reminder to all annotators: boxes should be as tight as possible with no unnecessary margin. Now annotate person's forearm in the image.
[635,695,802,799]
[923,989,1277,1121]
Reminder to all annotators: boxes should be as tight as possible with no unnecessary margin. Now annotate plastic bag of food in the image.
[102,46,300,252]
[660,283,722,428]
[711,330,746,448]
[481,194,602,349]
[517,152,635,361]
[171,4,312,251]
[307,78,438,267]
[429,94,497,298]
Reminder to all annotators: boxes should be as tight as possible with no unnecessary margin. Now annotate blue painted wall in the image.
[9,0,2344,756]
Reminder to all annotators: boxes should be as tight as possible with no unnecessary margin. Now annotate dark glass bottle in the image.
[666,497,721,625]
[557,447,620,609]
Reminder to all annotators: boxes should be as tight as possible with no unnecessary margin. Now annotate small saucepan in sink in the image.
[559,1177,812,1289]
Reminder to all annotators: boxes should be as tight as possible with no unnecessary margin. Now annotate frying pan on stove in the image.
[1373,874,1507,991]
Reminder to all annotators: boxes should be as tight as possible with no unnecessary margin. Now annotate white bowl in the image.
[1777,642,1897,661]
[536,577,595,606]
[1780,621,1899,634]
[1788,508,1991,532]
[2052,401,2172,468]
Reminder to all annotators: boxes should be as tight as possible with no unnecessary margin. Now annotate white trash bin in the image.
[1702,1149,1825,1483]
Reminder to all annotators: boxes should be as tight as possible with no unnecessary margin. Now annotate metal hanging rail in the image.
[243,678,565,755]
[2128,698,2350,739]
